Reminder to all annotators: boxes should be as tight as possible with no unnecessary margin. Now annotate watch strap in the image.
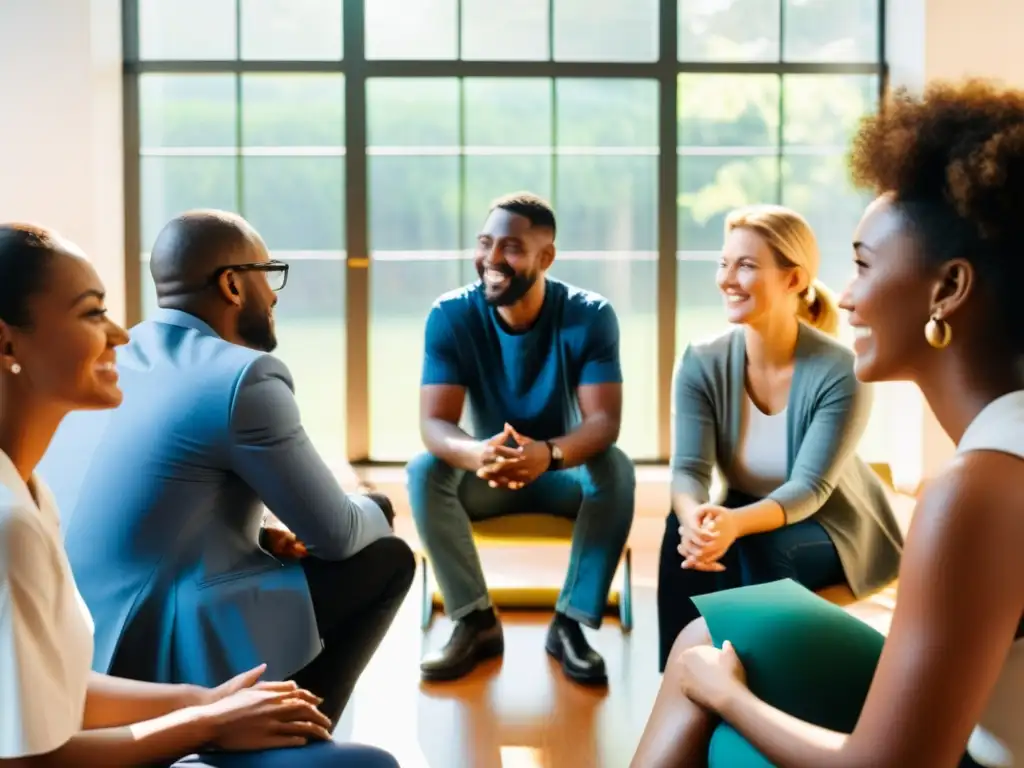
[545,440,564,471]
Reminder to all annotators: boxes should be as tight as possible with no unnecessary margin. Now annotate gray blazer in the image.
[38,309,392,687]
[671,324,903,597]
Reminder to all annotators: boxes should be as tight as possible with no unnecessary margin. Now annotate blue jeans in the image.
[175,741,399,767]
[657,491,846,671]
[406,446,635,628]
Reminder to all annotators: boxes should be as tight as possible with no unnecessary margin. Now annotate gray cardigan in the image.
[671,324,904,597]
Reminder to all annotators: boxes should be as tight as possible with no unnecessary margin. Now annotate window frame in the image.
[121,0,888,464]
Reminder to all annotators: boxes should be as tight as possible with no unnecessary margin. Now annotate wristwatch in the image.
[545,440,564,472]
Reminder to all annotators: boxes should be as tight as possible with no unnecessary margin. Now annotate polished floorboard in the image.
[329,512,664,768]
[326,507,903,768]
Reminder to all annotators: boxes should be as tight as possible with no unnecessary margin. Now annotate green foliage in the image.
[135,0,883,459]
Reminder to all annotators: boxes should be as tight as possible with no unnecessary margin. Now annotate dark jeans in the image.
[290,536,416,724]
[177,742,400,767]
[657,491,845,672]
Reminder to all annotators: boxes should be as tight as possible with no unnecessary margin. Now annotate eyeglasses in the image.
[211,260,289,292]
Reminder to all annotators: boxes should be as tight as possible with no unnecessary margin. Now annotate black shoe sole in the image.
[544,636,609,686]
[420,634,505,682]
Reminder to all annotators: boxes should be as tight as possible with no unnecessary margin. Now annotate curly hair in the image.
[849,79,1024,343]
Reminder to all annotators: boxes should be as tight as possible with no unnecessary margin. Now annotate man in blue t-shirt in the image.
[406,192,636,685]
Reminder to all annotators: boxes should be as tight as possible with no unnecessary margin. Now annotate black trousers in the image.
[291,536,416,725]
[657,491,845,672]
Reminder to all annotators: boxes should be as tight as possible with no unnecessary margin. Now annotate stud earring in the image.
[924,314,952,349]
[9,362,20,375]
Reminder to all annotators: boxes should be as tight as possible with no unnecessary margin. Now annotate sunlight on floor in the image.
[500,746,544,768]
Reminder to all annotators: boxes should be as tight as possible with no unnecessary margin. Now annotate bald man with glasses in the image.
[39,210,415,730]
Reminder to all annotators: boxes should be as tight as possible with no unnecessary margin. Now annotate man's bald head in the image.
[150,210,266,305]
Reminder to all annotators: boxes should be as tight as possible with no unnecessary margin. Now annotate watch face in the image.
[551,443,563,460]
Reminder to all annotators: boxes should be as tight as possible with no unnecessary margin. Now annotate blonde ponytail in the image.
[797,279,840,337]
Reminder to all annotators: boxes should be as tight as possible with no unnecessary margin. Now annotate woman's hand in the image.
[677,640,748,713]
[679,505,738,571]
[200,685,332,751]
[199,664,303,708]
[678,504,716,562]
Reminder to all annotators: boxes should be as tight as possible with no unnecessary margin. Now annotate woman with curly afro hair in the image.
[632,78,1024,768]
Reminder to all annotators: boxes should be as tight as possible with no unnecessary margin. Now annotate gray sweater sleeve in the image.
[768,362,873,524]
[670,346,717,504]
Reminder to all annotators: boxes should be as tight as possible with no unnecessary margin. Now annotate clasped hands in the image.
[678,503,739,572]
[475,423,551,490]
[674,504,751,708]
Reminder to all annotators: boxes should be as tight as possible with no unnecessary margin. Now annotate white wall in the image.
[879,0,1024,486]
[926,0,1024,87]
[0,0,125,325]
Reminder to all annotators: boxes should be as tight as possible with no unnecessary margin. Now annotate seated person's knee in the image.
[587,444,636,488]
[357,744,402,768]
[666,617,713,676]
[363,491,396,528]
[405,451,452,489]
[372,535,417,584]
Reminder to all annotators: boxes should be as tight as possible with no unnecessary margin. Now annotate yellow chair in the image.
[868,461,894,489]
[419,513,633,632]
[417,463,889,632]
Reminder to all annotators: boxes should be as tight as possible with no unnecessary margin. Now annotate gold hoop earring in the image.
[924,315,952,349]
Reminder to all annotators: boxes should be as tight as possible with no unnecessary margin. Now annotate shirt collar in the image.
[0,449,37,512]
[149,308,222,339]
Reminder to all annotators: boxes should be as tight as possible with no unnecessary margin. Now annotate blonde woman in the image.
[656,205,903,670]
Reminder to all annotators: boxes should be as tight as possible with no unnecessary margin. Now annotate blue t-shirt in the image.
[421,277,622,441]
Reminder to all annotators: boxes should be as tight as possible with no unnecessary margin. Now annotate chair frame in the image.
[419,529,633,632]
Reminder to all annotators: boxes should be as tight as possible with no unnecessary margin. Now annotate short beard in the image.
[236,301,277,352]
[483,271,538,307]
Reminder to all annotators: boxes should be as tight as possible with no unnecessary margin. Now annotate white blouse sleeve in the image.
[0,512,88,758]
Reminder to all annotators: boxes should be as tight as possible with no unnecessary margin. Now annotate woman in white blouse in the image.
[0,223,399,768]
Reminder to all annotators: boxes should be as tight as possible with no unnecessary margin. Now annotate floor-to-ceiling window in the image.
[125,0,889,469]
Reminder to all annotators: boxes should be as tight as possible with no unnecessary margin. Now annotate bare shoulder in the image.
[908,450,1024,588]
[923,450,1024,522]
[852,447,1024,768]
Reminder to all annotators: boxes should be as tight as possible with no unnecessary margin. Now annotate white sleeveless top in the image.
[0,450,94,758]
[727,393,789,498]
[957,391,1024,768]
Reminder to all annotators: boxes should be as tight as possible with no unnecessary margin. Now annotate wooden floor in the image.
[327,469,911,767]
[331,523,667,768]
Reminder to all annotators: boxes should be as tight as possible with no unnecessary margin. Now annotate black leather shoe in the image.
[545,617,607,685]
[421,619,504,682]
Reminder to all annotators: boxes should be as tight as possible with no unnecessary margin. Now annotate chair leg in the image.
[619,546,633,633]
[420,555,432,631]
